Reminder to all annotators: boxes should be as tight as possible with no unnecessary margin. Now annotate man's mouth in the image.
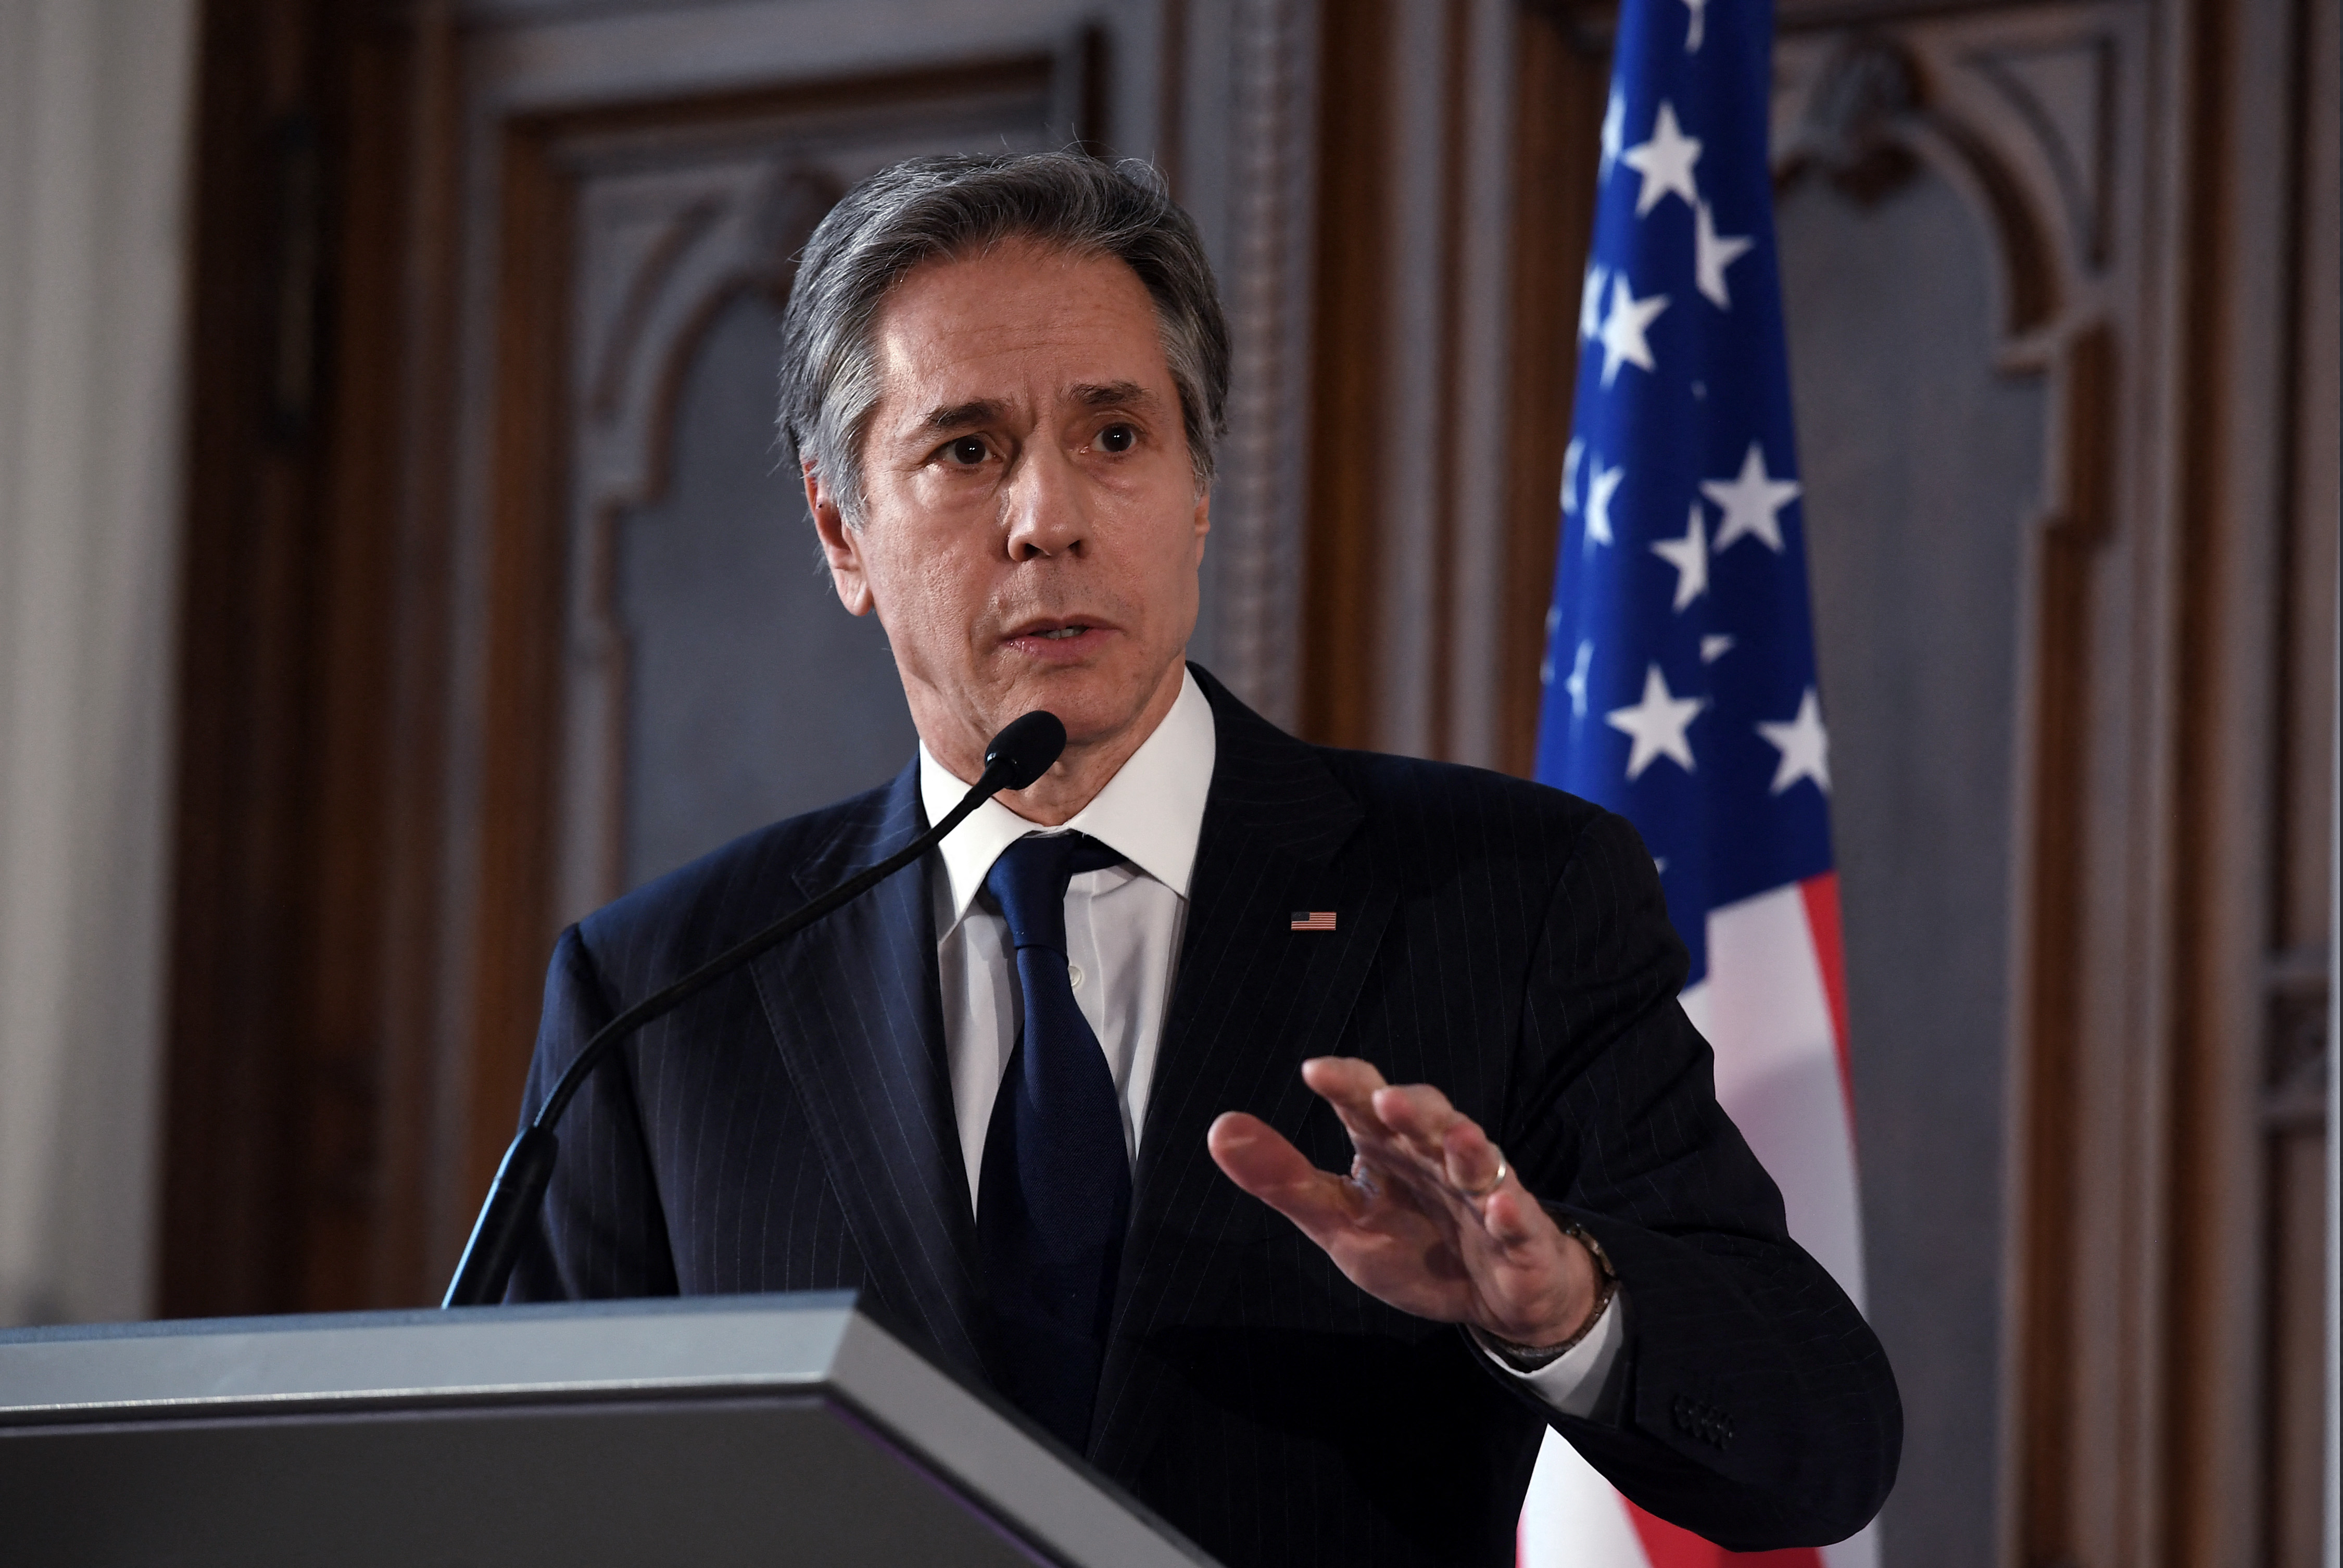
[1005,616,1107,639]
[1003,617,1113,658]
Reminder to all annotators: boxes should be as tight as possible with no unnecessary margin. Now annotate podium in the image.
[0,1292,1220,1567]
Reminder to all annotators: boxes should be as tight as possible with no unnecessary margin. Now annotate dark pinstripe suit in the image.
[509,666,1900,1566]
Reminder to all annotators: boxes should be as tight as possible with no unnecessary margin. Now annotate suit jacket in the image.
[509,666,1900,1567]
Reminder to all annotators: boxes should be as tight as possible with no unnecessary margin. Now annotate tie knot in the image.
[984,832,1122,954]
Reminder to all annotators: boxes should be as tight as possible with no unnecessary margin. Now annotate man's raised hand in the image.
[1206,1056,1602,1351]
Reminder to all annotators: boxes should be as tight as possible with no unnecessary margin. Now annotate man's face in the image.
[809,239,1210,782]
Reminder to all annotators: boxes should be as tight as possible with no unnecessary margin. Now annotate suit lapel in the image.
[747,763,989,1379]
[1089,671,1397,1469]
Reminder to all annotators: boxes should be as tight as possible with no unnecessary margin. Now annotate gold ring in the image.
[1458,1154,1508,1199]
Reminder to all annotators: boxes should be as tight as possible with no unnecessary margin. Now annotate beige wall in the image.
[0,0,196,1326]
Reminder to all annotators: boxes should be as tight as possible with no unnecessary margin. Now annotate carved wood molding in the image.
[557,153,845,926]
[1196,0,1319,729]
[1774,8,2133,349]
[1766,22,2135,1568]
[1779,9,2154,1565]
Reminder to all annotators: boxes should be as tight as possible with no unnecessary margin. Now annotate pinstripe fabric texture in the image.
[507,666,1900,1567]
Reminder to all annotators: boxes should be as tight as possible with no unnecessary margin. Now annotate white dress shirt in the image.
[917,667,1626,1417]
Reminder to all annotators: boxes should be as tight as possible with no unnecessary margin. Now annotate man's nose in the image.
[1003,442,1091,560]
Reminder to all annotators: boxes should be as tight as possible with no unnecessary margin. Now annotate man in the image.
[510,151,1899,1567]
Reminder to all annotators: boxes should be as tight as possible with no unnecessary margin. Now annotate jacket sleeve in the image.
[502,923,681,1303]
[1499,808,1901,1550]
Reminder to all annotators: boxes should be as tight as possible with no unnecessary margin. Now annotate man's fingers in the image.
[1299,1054,1386,1088]
[1297,1057,1409,1155]
[1439,1117,1506,1200]
[1370,1081,1456,1132]
[1303,1059,1462,1165]
[1287,1060,1527,1241]
[1301,1060,1509,1216]
[1298,1056,1391,1116]
[1367,1082,1505,1206]
[1207,1111,1360,1231]
[1215,1074,1588,1339]
[1476,1185,1550,1250]
[1371,1083,1463,1159]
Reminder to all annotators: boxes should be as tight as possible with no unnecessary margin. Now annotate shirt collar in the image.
[918,666,1216,926]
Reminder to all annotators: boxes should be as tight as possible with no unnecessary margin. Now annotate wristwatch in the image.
[1477,1221,1619,1372]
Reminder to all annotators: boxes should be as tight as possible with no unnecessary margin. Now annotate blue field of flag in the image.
[1534,0,1836,985]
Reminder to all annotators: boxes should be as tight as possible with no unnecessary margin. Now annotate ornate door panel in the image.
[1768,9,2149,1565]
[1761,4,2335,1565]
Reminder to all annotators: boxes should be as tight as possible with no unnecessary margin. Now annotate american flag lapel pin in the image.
[1290,911,1337,931]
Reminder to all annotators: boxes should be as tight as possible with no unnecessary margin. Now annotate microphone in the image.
[442,710,1068,1308]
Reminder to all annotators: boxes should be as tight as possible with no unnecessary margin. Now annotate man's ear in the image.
[1190,484,1212,566]
[805,462,875,616]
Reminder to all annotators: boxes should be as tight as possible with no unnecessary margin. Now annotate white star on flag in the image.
[1564,640,1593,719]
[1651,502,1709,611]
[1584,457,1624,549]
[1699,633,1736,663]
[1693,199,1754,309]
[1560,438,1583,513]
[1682,0,1709,51]
[1701,441,1802,552]
[1622,100,1702,216]
[1599,87,1624,179]
[1756,686,1831,794]
[1598,276,1669,386]
[1606,663,1705,780]
[1578,262,1608,343]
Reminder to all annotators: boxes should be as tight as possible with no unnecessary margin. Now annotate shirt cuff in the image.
[1473,1287,1629,1420]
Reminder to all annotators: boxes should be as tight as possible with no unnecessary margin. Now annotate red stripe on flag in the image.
[1798,872,1854,1116]
[1627,1499,1825,1568]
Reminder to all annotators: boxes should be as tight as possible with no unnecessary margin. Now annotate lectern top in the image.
[0,1293,1220,1568]
[0,1293,868,1415]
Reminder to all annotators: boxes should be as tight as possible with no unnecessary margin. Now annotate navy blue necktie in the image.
[977,831,1130,1450]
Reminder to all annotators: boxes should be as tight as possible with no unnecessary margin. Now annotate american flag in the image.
[1522,3,1873,1567]
[1290,912,1338,931]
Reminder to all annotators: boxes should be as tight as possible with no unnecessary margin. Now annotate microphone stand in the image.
[442,713,1065,1308]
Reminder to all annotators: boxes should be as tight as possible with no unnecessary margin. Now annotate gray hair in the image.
[777,151,1230,524]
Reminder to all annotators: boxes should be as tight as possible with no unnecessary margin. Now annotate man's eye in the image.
[946,437,988,465]
[1096,423,1136,454]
